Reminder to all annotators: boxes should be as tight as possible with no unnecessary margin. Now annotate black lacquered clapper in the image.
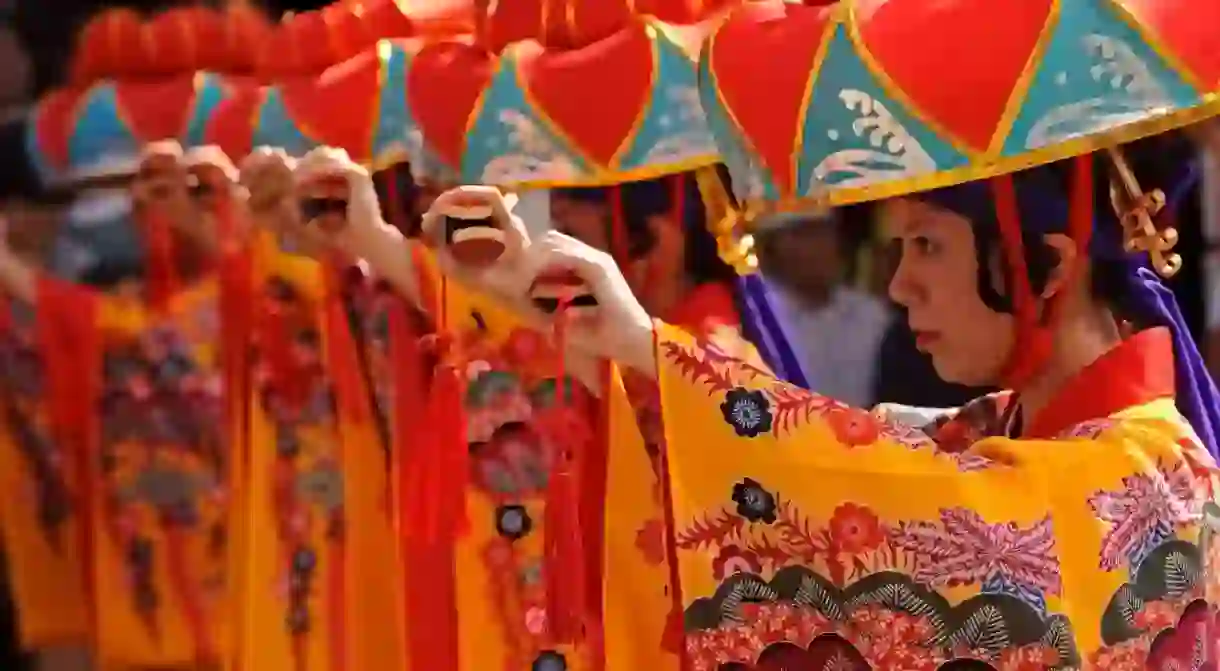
[529,268,598,315]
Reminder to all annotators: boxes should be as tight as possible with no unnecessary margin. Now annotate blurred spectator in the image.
[755,211,891,408]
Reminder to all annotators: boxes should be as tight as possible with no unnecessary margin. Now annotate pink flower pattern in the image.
[890,508,1062,596]
[1089,461,1204,571]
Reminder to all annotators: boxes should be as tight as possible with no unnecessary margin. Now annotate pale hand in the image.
[421,185,534,310]
[130,140,195,226]
[240,147,302,241]
[423,186,628,390]
[274,146,429,306]
[292,148,383,248]
[521,230,656,377]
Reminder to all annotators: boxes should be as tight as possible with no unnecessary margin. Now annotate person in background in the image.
[754,210,891,408]
[551,175,741,336]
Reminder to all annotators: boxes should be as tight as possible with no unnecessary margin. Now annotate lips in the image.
[913,330,941,350]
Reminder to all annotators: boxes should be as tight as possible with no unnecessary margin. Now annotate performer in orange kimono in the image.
[0,141,239,669]
[241,146,679,671]
[415,152,1220,669]
[234,147,405,671]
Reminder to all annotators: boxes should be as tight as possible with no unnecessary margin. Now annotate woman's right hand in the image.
[420,185,533,308]
[423,186,656,376]
[523,230,657,376]
[131,140,195,227]
[249,146,424,307]
[239,147,306,247]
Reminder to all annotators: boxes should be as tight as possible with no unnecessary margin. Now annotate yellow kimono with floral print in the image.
[84,280,232,668]
[417,260,676,671]
[237,232,404,671]
[653,323,1219,670]
[0,304,89,649]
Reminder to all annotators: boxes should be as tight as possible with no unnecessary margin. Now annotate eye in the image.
[909,235,939,257]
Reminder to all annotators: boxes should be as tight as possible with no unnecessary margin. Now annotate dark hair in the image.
[919,154,1153,325]
[553,173,738,286]
[373,162,425,237]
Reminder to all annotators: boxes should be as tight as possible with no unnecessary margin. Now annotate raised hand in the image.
[184,145,239,210]
[130,140,195,228]
[182,145,242,250]
[522,230,655,375]
[292,146,390,257]
[239,147,306,249]
[0,214,38,305]
[252,146,423,307]
[421,185,533,310]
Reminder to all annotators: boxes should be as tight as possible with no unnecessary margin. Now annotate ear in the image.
[1040,232,1080,299]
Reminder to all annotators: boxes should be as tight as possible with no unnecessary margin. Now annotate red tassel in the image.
[578,364,610,669]
[399,275,463,670]
[138,209,179,311]
[544,450,586,643]
[541,299,588,645]
[431,349,468,537]
[218,238,254,464]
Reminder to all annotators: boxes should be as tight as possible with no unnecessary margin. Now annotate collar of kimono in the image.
[1023,326,1174,439]
[666,281,739,332]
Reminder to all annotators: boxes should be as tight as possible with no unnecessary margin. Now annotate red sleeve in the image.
[34,276,102,470]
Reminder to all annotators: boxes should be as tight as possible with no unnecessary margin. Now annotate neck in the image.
[1013,309,1122,433]
[644,275,694,319]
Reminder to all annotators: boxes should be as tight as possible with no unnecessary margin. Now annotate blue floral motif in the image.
[720,388,773,438]
[1127,517,1174,571]
[981,573,1047,616]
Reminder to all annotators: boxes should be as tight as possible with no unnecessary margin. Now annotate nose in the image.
[887,252,920,309]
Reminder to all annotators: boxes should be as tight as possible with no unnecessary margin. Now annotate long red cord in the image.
[992,154,1094,390]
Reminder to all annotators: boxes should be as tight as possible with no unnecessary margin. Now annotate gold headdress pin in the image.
[1106,146,1182,279]
[695,167,758,274]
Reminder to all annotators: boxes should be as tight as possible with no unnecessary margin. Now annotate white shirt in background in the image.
[769,282,893,408]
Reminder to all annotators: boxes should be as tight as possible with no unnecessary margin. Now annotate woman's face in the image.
[881,198,1014,387]
[551,196,610,251]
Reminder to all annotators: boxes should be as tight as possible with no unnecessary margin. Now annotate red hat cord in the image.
[167,183,260,662]
[610,185,629,268]
[992,154,1094,395]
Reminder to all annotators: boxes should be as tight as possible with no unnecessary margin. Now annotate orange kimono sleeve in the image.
[602,367,682,671]
[652,322,1219,670]
[0,283,94,649]
[238,240,404,671]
